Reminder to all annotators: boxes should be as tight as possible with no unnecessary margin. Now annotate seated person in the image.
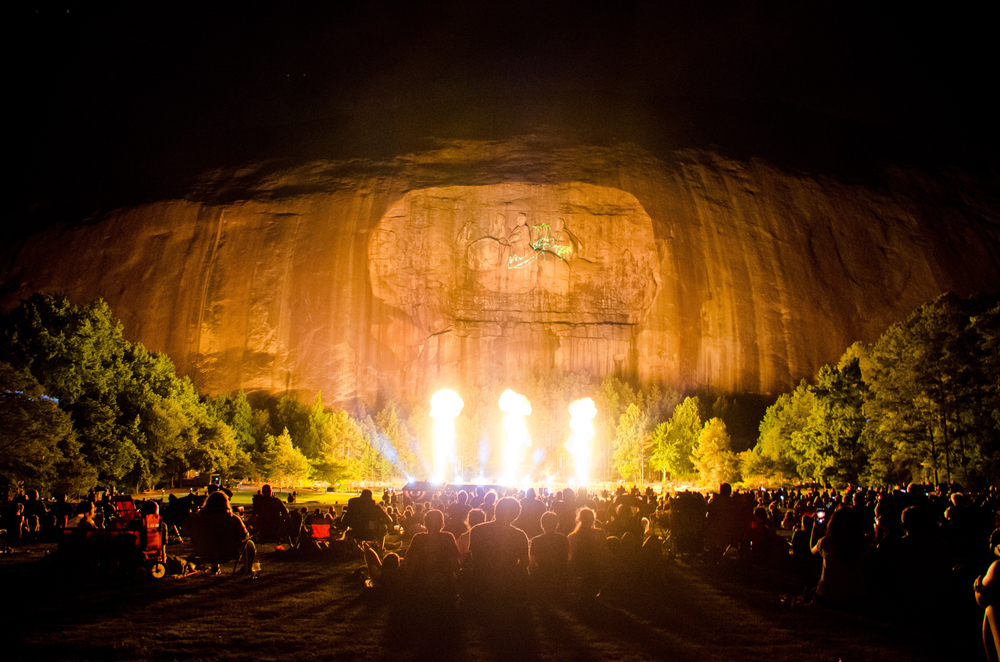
[190,491,255,574]
[398,506,424,540]
[529,511,569,598]
[251,484,289,542]
[66,501,101,530]
[363,543,401,594]
[206,483,234,499]
[343,489,393,550]
[401,509,461,599]
[466,497,530,601]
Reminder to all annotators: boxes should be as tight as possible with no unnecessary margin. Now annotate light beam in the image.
[566,397,597,486]
[430,389,464,484]
[498,389,532,486]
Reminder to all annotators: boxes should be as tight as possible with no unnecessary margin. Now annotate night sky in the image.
[8,2,998,221]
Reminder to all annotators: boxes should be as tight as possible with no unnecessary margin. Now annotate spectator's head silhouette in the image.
[495,497,520,525]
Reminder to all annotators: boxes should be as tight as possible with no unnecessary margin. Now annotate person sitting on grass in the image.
[529,511,569,599]
[363,542,401,595]
[466,497,530,602]
[402,509,461,601]
[190,491,256,575]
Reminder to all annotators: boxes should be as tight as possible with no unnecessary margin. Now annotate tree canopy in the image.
[757,292,1000,488]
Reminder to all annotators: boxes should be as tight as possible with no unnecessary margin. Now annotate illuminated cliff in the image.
[3,142,998,405]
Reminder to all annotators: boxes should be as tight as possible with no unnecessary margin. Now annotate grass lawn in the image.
[144,488,359,510]
[228,489,356,509]
[3,535,980,662]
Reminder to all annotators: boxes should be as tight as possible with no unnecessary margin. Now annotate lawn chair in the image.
[110,496,140,529]
[310,522,332,540]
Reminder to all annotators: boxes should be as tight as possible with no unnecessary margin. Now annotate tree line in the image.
[0,294,409,494]
[2,291,996,495]
[749,292,1000,489]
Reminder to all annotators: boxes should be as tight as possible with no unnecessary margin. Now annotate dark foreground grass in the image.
[3,542,981,662]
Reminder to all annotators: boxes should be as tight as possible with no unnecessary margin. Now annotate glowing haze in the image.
[498,389,532,486]
[566,398,597,486]
[430,389,464,484]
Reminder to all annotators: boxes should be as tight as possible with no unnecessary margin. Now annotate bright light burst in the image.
[498,389,532,485]
[430,389,464,484]
[566,397,597,486]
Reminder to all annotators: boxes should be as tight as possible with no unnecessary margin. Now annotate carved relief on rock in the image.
[368,183,660,327]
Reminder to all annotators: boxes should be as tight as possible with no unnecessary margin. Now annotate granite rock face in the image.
[3,143,999,406]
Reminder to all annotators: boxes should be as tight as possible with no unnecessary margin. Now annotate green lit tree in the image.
[597,376,638,481]
[0,361,94,494]
[692,417,740,488]
[788,357,868,487]
[612,403,650,483]
[0,294,139,483]
[650,396,702,479]
[756,380,813,480]
[267,427,310,487]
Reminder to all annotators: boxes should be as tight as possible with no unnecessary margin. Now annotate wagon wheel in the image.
[150,562,167,580]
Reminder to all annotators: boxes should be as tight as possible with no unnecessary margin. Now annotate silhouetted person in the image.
[444,491,472,539]
[251,484,288,542]
[466,496,529,602]
[22,490,47,536]
[190,491,255,574]
[514,488,546,540]
[529,511,569,599]
[705,483,744,560]
[402,509,461,601]
[344,489,393,550]
[50,494,75,529]
[873,504,949,605]
[552,488,578,534]
[811,506,868,606]
[569,507,608,600]
[975,560,1000,662]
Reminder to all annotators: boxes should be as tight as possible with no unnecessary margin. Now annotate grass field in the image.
[3,534,980,662]
[145,488,359,509]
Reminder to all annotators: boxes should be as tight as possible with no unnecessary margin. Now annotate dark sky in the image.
[8,2,998,217]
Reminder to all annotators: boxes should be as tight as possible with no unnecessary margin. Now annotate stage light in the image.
[567,397,597,487]
[430,389,464,484]
[498,389,532,486]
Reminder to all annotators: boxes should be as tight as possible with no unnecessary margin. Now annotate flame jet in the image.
[430,389,464,484]
[566,398,597,486]
[498,389,532,486]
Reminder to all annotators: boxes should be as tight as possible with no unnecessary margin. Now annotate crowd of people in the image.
[4,479,1000,656]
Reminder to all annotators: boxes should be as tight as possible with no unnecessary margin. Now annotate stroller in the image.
[59,498,168,580]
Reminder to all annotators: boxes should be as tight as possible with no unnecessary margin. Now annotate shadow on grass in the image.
[5,547,986,662]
